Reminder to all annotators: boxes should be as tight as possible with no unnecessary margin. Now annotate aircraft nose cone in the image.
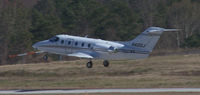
[32,40,49,50]
[32,43,39,49]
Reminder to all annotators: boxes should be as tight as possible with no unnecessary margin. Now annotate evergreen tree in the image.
[1,0,200,64]
[0,0,16,64]
[31,0,63,42]
[9,1,33,54]
[0,0,33,64]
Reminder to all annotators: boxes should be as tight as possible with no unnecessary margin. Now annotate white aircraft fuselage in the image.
[32,27,179,68]
[33,35,149,60]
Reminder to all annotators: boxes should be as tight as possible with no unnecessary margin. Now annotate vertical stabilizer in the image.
[130,27,180,52]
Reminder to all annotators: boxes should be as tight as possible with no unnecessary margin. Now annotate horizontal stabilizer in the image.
[163,29,181,32]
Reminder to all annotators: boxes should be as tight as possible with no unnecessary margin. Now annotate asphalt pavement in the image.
[0,88,200,94]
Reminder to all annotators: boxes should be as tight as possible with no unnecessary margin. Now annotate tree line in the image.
[0,0,200,64]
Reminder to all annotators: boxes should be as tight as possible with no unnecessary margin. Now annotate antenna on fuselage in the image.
[85,35,88,38]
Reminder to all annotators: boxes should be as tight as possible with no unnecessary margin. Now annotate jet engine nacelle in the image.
[93,43,117,53]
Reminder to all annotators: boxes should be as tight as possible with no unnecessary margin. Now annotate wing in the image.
[67,52,94,59]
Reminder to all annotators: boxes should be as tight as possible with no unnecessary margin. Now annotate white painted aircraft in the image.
[32,27,179,68]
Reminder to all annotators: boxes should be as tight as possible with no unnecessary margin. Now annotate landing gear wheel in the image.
[86,61,93,68]
[103,60,109,67]
[43,54,48,61]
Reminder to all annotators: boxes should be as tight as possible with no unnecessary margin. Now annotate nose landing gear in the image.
[43,54,48,61]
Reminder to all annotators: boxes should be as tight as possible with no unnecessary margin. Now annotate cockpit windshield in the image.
[49,36,59,42]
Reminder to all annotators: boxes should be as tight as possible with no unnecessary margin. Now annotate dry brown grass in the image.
[1,54,200,90]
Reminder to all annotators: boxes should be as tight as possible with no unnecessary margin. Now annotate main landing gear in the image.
[103,60,109,67]
[43,54,48,61]
[86,60,110,68]
[86,61,93,68]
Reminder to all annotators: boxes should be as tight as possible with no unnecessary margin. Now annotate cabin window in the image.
[81,43,84,47]
[61,40,64,44]
[68,41,71,45]
[88,43,91,48]
[75,42,78,46]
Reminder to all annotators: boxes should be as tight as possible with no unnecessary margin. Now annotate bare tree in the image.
[167,0,200,46]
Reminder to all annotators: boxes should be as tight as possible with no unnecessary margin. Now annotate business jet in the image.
[32,27,179,68]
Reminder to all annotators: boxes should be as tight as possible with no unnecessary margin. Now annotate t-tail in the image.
[129,27,180,52]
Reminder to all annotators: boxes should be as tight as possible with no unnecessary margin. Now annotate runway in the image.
[1,88,200,94]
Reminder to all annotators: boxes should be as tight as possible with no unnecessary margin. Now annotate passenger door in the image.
[65,38,74,53]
